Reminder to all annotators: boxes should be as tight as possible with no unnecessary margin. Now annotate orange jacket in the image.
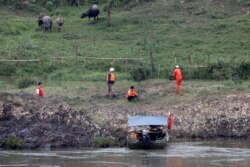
[127,89,138,97]
[173,68,182,80]
[106,72,115,82]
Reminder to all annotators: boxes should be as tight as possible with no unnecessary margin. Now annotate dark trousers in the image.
[127,95,137,101]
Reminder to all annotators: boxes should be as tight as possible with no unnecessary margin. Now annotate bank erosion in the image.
[0,92,250,149]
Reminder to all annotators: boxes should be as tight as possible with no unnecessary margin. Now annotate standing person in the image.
[36,82,44,97]
[167,113,173,130]
[106,67,115,98]
[126,86,138,101]
[172,65,183,95]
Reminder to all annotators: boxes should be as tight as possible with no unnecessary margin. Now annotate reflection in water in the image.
[0,140,250,167]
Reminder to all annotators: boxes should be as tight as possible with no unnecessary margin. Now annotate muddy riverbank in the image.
[0,92,250,148]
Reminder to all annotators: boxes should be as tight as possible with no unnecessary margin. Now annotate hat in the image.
[175,65,179,68]
[109,67,115,72]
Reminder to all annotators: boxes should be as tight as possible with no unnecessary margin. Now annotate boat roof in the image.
[128,116,167,127]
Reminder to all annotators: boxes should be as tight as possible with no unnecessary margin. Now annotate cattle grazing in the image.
[56,17,64,31]
[37,13,52,32]
[42,16,52,31]
[80,4,100,20]
[37,13,47,28]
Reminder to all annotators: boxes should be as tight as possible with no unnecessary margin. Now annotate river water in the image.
[1,140,250,167]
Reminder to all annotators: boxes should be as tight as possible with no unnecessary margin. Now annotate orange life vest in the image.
[107,72,115,81]
[127,89,138,96]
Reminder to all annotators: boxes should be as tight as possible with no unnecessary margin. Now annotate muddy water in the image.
[0,140,250,167]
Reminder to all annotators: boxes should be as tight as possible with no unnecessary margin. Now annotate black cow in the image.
[37,13,47,28]
[80,4,100,20]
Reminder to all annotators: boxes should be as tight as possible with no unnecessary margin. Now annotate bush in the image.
[181,60,250,81]
[130,66,151,81]
[3,136,24,150]
[17,78,36,89]
[0,63,16,76]
[93,136,117,148]
[237,61,250,80]
[206,61,232,80]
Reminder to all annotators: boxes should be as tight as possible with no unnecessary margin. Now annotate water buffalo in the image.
[37,13,52,31]
[37,13,47,28]
[42,16,52,31]
[56,17,64,31]
[80,4,100,20]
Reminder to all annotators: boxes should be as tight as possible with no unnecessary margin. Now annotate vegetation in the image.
[17,77,37,88]
[3,136,24,150]
[93,136,118,147]
[0,0,249,84]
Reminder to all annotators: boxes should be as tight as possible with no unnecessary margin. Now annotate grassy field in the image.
[0,0,249,82]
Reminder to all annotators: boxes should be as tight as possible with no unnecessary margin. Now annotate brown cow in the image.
[56,17,64,31]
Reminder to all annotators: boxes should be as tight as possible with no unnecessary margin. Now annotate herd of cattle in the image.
[37,4,100,32]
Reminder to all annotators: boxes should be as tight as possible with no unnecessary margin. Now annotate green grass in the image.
[0,1,249,106]
[2,78,249,108]
[0,0,249,80]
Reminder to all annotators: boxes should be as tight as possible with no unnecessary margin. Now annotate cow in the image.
[42,16,52,31]
[56,17,64,31]
[37,13,52,32]
[80,4,100,20]
[37,13,47,28]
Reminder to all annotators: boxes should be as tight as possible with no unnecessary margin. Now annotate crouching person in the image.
[126,86,138,101]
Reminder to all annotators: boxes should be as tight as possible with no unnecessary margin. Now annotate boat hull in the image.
[127,137,168,149]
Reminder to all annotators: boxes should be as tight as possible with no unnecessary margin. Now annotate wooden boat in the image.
[127,116,169,149]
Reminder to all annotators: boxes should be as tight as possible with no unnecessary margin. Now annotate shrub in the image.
[181,60,250,81]
[93,136,117,148]
[0,63,16,76]
[17,78,36,89]
[203,60,231,80]
[3,136,24,150]
[237,61,250,80]
[130,66,151,81]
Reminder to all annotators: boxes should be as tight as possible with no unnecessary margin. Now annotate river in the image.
[0,140,250,167]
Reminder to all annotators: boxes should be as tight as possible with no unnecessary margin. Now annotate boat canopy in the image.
[128,116,167,127]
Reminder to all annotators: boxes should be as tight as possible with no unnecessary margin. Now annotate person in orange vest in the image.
[172,65,183,95]
[36,82,44,97]
[126,86,138,101]
[107,67,115,98]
